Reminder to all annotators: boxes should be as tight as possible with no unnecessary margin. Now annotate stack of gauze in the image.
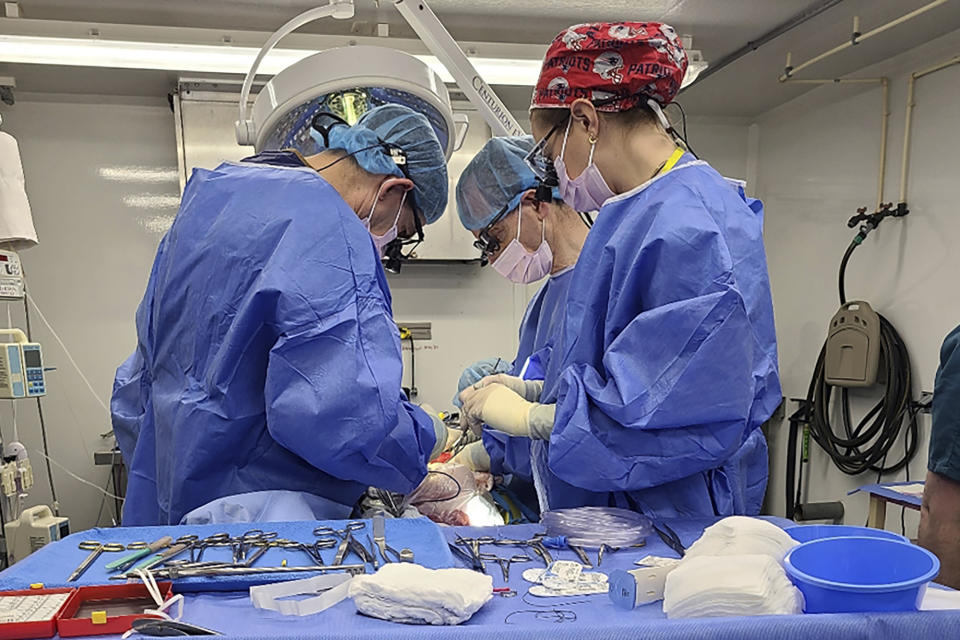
[662,517,804,618]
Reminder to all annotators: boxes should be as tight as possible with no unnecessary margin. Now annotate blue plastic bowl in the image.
[784,537,940,613]
[785,524,909,544]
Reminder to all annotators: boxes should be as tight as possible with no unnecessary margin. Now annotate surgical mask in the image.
[554,118,616,212]
[365,186,407,258]
[491,205,553,284]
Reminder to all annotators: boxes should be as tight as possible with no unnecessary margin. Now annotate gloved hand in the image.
[469,373,544,402]
[459,383,556,439]
[453,357,512,407]
[419,404,456,459]
[450,441,491,472]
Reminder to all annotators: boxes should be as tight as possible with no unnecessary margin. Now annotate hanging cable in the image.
[803,211,919,476]
[668,101,698,158]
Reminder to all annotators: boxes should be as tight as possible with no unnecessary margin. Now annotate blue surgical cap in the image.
[456,136,562,231]
[310,104,449,225]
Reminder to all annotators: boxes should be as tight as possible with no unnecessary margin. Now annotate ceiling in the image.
[681,0,960,117]
[3,0,960,117]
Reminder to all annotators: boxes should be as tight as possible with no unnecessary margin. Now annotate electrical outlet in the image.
[397,322,431,341]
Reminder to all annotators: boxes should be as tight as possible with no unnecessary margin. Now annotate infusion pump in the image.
[0,329,44,399]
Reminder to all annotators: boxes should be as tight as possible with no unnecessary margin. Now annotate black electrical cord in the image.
[410,470,462,506]
[22,285,59,512]
[668,101,698,158]
[803,237,920,477]
[406,333,416,398]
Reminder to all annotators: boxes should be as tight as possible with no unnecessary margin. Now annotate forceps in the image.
[68,541,127,582]
[314,522,370,565]
[478,553,531,582]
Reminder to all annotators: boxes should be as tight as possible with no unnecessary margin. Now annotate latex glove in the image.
[459,384,555,439]
[450,441,491,472]
[475,373,544,402]
[453,357,512,407]
[419,403,451,459]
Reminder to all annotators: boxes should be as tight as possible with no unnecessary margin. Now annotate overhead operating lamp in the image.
[235,0,525,155]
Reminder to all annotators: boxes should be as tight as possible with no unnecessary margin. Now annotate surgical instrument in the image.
[365,535,380,570]
[449,542,483,572]
[597,540,647,567]
[372,511,389,564]
[454,535,494,573]
[68,541,126,582]
[479,553,531,582]
[652,521,685,558]
[131,539,195,573]
[456,533,493,573]
[193,533,232,563]
[271,538,335,567]
[232,530,277,564]
[493,536,553,567]
[568,543,593,567]
[106,536,173,572]
[372,511,409,564]
[116,562,368,581]
[314,522,371,566]
[131,618,222,636]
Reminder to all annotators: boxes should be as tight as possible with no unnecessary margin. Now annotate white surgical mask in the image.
[554,118,616,212]
[365,186,407,258]
[492,205,553,284]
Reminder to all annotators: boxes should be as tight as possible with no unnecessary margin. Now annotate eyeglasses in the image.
[383,207,423,274]
[309,112,423,274]
[472,200,514,266]
[522,114,568,188]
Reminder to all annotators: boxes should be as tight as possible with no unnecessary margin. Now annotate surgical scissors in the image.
[314,522,370,565]
[68,541,127,582]
[232,530,278,564]
[272,537,336,566]
[193,532,232,563]
[478,553,531,582]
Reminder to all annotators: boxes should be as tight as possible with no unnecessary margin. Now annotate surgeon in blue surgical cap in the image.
[111,104,453,525]
[450,136,588,485]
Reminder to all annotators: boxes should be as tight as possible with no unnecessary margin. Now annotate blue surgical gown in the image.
[538,155,781,519]
[483,267,574,478]
[111,153,437,526]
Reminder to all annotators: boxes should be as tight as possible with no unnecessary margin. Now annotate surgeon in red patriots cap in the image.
[459,22,782,518]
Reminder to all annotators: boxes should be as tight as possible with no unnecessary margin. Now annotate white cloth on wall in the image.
[0,131,38,250]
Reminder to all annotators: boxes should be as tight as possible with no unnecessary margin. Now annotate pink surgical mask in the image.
[365,187,407,258]
[554,118,616,212]
[492,205,553,284]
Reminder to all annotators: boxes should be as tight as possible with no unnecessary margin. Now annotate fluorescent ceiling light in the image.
[0,35,704,88]
[0,35,539,85]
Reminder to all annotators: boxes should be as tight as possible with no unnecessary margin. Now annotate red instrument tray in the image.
[0,587,76,640]
[57,582,174,638]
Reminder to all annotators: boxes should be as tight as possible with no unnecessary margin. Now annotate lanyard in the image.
[658,148,685,177]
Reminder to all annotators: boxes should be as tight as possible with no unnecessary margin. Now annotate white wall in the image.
[0,94,180,529]
[756,26,960,536]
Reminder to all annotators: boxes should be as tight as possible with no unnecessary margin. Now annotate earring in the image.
[588,133,598,145]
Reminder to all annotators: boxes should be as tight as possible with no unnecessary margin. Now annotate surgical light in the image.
[246,45,458,159]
